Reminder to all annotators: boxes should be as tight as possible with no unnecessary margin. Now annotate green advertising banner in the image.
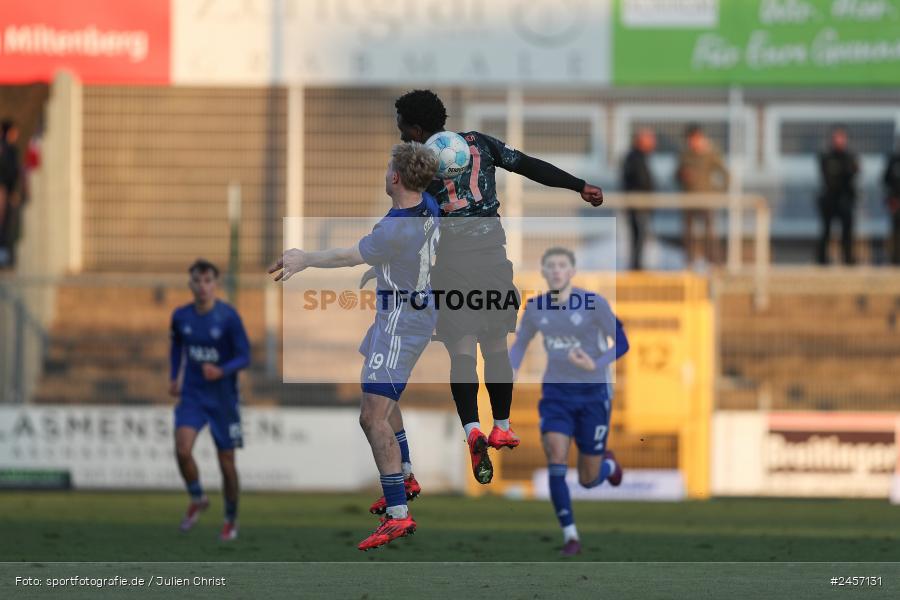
[613,0,900,85]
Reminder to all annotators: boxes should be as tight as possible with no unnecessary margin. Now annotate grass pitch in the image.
[1,492,898,599]
[2,491,898,562]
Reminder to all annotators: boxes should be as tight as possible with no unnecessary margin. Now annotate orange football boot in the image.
[357,514,417,551]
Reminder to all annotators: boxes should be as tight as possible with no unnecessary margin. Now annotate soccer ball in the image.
[425,131,471,179]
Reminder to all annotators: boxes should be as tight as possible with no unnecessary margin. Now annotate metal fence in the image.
[82,86,287,271]
[715,268,900,412]
[0,280,48,404]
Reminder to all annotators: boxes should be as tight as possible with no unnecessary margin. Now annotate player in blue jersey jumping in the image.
[169,259,251,542]
[269,142,441,551]
[509,247,629,557]
[393,90,605,487]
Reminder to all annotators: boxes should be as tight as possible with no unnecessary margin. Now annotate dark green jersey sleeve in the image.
[480,133,585,192]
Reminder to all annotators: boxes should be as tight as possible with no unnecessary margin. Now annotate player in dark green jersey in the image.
[393,89,604,485]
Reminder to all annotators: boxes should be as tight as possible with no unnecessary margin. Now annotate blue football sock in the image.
[583,458,614,489]
[186,480,204,501]
[380,473,407,517]
[395,430,411,465]
[224,498,238,523]
[548,464,574,527]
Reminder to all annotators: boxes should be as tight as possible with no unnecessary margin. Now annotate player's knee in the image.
[546,455,566,470]
[483,350,513,383]
[449,353,478,384]
[175,445,192,464]
[541,443,562,465]
[358,411,372,432]
[479,335,508,357]
[578,474,595,488]
[358,406,382,433]
[217,452,236,473]
[578,464,601,488]
[444,335,477,357]
[543,448,566,465]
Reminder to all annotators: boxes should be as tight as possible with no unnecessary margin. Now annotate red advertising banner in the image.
[0,0,170,84]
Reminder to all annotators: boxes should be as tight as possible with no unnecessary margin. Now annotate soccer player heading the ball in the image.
[270,142,441,551]
[394,89,604,485]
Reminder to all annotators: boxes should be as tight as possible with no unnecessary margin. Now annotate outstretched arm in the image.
[482,134,603,206]
[513,154,604,206]
[268,244,364,282]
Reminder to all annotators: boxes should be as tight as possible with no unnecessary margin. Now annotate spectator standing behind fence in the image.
[676,124,728,268]
[817,125,859,266]
[884,140,900,266]
[0,119,26,269]
[622,128,656,270]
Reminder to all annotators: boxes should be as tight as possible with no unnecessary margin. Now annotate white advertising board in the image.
[712,411,900,499]
[171,0,612,86]
[0,405,465,491]
[532,468,686,501]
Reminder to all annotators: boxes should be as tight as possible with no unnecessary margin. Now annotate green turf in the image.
[1,492,899,599]
[1,492,899,563]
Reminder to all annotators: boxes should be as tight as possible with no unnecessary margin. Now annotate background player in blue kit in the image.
[509,247,629,557]
[169,259,250,542]
[269,142,440,551]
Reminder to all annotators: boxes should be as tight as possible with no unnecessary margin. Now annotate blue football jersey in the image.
[358,192,441,327]
[509,288,625,398]
[169,300,250,403]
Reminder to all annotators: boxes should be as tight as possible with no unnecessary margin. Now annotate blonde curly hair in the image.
[391,142,439,192]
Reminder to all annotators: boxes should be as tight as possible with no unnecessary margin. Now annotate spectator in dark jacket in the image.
[622,128,656,270]
[0,119,24,268]
[883,141,900,265]
[817,125,859,265]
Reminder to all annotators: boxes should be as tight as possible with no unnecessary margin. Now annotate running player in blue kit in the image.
[270,142,441,551]
[509,247,629,557]
[169,259,250,542]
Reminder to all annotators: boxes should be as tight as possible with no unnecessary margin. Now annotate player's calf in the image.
[578,450,622,488]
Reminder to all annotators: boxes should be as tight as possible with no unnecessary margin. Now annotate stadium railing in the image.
[715,266,900,412]
[0,273,282,407]
[517,190,771,308]
[0,280,49,404]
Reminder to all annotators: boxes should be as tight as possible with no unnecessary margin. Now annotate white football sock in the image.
[386,504,409,519]
[401,462,413,478]
[563,524,579,542]
[494,418,510,432]
[463,422,481,439]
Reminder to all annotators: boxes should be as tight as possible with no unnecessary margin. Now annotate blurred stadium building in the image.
[1,0,899,502]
